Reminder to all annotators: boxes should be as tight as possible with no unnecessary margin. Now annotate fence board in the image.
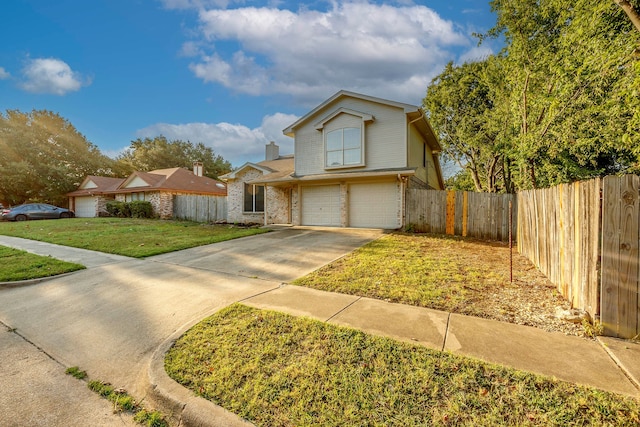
[600,175,640,338]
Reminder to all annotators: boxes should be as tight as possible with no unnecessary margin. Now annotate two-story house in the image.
[221,90,444,229]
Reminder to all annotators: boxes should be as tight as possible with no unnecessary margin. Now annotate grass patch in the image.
[65,366,87,380]
[83,379,168,426]
[165,304,640,426]
[0,245,84,281]
[65,366,169,426]
[0,218,268,258]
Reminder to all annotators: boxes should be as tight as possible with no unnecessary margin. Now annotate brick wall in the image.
[227,168,265,224]
[266,186,290,224]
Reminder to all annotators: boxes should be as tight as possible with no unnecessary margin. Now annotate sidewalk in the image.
[0,235,133,268]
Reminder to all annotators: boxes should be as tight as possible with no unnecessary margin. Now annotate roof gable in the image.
[82,179,98,189]
[283,90,419,136]
[313,108,375,131]
[219,162,275,180]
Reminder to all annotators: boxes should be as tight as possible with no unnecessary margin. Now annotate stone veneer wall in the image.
[157,192,174,219]
[340,183,349,227]
[290,185,300,225]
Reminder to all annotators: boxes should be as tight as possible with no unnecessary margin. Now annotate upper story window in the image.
[326,127,362,168]
[314,108,373,170]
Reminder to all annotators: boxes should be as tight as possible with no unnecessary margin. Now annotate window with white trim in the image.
[326,127,362,167]
[244,183,264,213]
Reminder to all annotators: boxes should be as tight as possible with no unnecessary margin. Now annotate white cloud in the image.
[458,45,494,65]
[135,112,299,166]
[184,2,473,105]
[0,67,10,79]
[20,58,89,95]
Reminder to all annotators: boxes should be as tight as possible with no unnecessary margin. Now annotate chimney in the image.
[265,141,279,161]
[193,161,203,177]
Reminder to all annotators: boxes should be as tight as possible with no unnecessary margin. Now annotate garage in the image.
[301,185,341,226]
[349,181,400,229]
[74,196,97,218]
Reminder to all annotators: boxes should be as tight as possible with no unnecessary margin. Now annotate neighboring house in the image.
[66,176,125,218]
[67,163,227,219]
[221,90,444,229]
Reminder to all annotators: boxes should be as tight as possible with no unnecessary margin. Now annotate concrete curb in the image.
[146,318,255,427]
[0,272,77,289]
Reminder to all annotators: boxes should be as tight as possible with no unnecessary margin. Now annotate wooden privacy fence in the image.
[405,189,517,242]
[518,175,640,339]
[517,179,601,318]
[173,195,227,223]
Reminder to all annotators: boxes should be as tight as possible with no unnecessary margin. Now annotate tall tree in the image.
[116,136,231,179]
[488,0,640,188]
[0,110,117,206]
[424,57,515,192]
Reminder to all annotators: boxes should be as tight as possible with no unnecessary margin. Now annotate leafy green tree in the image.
[488,0,640,188]
[116,136,231,179]
[426,0,640,194]
[0,110,118,206]
[424,57,514,193]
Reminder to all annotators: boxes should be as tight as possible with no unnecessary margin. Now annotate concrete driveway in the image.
[0,227,382,426]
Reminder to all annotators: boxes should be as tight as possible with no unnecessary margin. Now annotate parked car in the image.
[0,203,75,221]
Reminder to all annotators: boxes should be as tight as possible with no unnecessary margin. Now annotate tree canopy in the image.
[0,110,119,206]
[425,0,640,192]
[115,136,231,180]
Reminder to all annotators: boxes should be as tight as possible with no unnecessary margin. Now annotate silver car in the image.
[1,203,75,221]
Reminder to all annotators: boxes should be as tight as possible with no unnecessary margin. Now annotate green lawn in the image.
[166,304,640,427]
[0,218,269,258]
[0,246,84,282]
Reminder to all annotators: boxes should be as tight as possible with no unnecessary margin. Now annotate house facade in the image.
[221,90,444,229]
[67,164,227,219]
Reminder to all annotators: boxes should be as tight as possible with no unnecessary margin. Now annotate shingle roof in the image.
[66,176,125,197]
[220,156,294,183]
[67,168,227,197]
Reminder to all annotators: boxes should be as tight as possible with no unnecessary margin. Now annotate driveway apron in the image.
[0,228,382,425]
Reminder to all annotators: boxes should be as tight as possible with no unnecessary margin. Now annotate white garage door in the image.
[301,185,341,226]
[74,196,97,218]
[349,182,400,229]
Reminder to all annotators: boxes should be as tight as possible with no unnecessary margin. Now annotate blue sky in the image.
[0,0,498,167]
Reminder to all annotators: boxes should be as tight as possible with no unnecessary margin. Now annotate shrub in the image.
[105,201,130,217]
[129,201,153,218]
[105,201,153,218]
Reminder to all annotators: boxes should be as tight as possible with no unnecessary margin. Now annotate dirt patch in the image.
[448,237,585,336]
